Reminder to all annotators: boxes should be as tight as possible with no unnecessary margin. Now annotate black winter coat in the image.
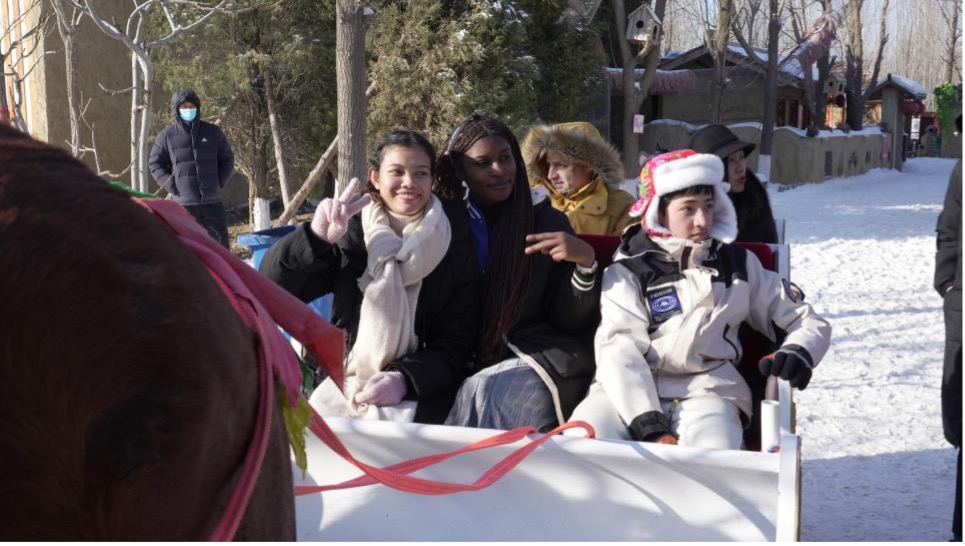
[935,159,962,447]
[149,89,234,206]
[730,171,778,244]
[259,199,481,424]
[487,199,601,420]
[936,160,962,296]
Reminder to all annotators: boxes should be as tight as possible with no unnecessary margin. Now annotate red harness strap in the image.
[140,199,595,535]
[138,200,343,541]
[296,413,594,496]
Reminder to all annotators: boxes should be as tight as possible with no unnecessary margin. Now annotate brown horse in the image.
[0,125,295,540]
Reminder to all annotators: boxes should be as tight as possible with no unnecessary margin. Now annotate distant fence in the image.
[639,121,886,185]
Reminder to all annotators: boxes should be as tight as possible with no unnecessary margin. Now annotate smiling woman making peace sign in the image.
[260,130,480,424]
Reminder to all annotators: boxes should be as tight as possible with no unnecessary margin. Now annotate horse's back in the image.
[0,126,293,540]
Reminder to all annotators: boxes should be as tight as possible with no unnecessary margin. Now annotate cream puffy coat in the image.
[592,226,831,440]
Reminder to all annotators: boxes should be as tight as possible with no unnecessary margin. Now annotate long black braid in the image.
[435,114,534,366]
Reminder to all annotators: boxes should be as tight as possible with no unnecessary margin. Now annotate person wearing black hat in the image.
[690,124,778,244]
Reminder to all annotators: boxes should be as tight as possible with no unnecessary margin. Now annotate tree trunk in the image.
[131,54,143,189]
[9,72,29,132]
[815,53,832,128]
[845,0,865,130]
[137,55,153,193]
[63,32,81,157]
[265,73,291,208]
[0,53,10,125]
[711,0,734,123]
[251,139,272,231]
[865,0,890,99]
[759,0,780,157]
[812,0,833,129]
[613,0,666,176]
[612,0,636,173]
[335,0,368,197]
[945,0,960,83]
[51,1,81,157]
[711,60,726,123]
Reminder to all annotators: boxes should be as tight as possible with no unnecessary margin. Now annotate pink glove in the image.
[354,371,408,406]
[310,178,372,244]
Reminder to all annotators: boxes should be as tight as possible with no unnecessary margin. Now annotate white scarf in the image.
[310,195,451,421]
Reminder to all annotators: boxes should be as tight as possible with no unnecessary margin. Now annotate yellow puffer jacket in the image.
[547,178,636,236]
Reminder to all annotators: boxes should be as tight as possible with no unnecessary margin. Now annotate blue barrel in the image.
[237,225,333,320]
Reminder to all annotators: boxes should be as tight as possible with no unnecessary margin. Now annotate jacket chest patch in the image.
[646,286,682,324]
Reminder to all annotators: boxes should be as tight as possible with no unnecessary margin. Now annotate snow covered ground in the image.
[769,158,960,541]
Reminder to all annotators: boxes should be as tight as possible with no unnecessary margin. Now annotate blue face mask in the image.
[179,108,197,123]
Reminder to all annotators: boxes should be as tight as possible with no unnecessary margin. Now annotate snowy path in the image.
[770,158,960,541]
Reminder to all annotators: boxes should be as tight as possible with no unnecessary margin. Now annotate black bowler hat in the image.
[690,124,756,160]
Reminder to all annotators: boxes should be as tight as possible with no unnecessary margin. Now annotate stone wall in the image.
[770,127,884,182]
[640,120,885,185]
[639,120,763,171]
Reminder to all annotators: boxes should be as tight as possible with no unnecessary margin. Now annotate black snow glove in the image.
[759,344,814,390]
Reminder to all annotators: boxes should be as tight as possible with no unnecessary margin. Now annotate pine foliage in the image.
[368,0,603,148]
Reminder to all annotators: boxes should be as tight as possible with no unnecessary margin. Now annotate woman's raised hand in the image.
[310,178,372,244]
[524,231,595,268]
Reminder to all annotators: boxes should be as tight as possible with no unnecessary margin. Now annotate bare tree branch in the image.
[98,82,136,95]
[731,20,766,65]
[145,0,229,49]
[864,0,889,99]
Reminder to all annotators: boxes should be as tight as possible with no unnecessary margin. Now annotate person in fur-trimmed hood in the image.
[522,122,636,236]
[566,149,831,449]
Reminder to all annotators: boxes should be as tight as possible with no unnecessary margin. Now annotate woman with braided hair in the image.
[435,114,601,432]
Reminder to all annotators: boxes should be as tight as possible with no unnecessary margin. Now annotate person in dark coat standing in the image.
[935,150,962,542]
[690,124,778,244]
[149,89,234,248]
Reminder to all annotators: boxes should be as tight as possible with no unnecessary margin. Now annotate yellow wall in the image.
[2,2,132,180]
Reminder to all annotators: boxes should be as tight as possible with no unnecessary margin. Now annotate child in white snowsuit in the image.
[568,150,831,449]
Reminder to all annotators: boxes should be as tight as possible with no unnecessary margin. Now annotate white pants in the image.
[566,383,743,450]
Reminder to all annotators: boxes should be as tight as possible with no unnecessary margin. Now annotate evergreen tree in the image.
[368,0,603,147]
[517,0,604,123]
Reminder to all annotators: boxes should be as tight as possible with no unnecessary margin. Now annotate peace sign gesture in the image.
[310,178,372,244]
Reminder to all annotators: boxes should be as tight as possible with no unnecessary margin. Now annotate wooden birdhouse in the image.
[823,77,845,95]
[626,4,661,48]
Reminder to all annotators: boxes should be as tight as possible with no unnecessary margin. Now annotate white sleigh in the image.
[294,378,799,541]
[292,240,803,541]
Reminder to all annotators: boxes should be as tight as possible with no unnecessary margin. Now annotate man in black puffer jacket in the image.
[149,89,234,247]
